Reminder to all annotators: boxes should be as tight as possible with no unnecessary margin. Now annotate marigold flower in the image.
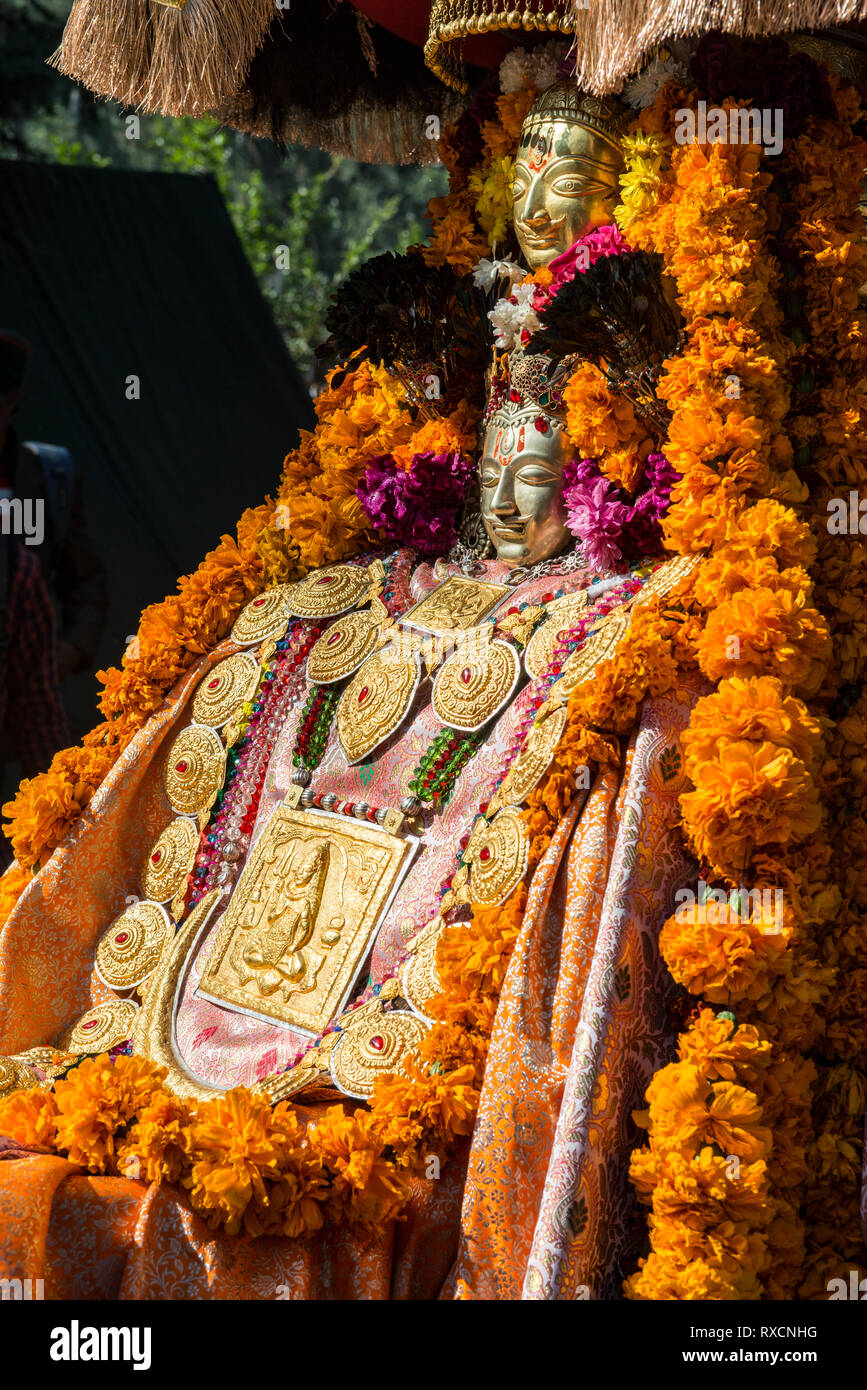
[0,1087,58,1148]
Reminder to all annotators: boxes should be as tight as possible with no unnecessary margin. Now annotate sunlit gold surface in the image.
[400,575,510,633]
[514,84,626,271]
[480,397,571,565]
[197,805,414,1036]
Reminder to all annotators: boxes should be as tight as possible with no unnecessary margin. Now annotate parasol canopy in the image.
[51,0,867,162]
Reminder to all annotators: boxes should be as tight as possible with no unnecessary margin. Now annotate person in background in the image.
[0,330,107,679]
[0,530,70,869]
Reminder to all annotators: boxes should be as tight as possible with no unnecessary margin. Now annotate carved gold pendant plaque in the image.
[523,591,590,680]
[191,652,260,727]
[286,564,371,619]
[487,704,568,814]
[163,724,226,816]
[307,609,382,685]
[231,584,295,647]
[432,637,520,732]
[401,575,510,633]
[58,999,140,1054]
[336,645,422,764]
[141,817,199,902]
[464,806,529,907]
[197,804,417,1036]
[95,901,173,990]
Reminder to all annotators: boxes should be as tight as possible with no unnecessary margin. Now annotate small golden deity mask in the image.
[480,395,570,566]
[514,85,628,271]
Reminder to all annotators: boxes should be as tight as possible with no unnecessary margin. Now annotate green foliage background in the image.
[0,0,448,382]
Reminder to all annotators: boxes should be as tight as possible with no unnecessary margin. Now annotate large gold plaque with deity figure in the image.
[197,804,417,1036]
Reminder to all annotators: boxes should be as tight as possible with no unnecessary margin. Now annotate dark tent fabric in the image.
[0,159,315,748]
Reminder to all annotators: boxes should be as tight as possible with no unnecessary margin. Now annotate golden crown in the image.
[519,83,630,152]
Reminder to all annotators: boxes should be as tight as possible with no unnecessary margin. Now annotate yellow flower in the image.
[53,1055,169,1172]
[183,1088,303,1236]
[468,157,515,245]
[0,1086,58,1147]
[310,1105,412,1228]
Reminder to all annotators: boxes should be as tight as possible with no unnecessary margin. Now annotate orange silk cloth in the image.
[0,630,701,1297]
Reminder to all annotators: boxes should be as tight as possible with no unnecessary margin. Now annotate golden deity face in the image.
[513,85,626,271]
[480,399,570,566]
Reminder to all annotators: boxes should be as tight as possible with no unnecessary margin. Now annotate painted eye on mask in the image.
[551,175,612,199]
[480,467,500,489]
[514,465,559,487]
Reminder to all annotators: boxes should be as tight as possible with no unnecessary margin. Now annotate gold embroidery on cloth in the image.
[400,575,510,633]
[432,636,520,732]
[306,608,382,684]
[231,584,294,646]
[488,704,569,814]
[336,645,422,764]
[523,590,590,680]
[464,806,529,907]
[197,805,416,1036]
[163,724,226,816]
[141,817,199,902]
[285,564,371,619]
[191,652,260,727]
[95,901,173,991]
[58,999,140,1054]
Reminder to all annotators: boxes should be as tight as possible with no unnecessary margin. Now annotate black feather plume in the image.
[525,250,680,381]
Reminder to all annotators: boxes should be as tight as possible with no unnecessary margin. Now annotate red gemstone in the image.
[115,931,130,945]
[534,416,548,433]
[175,760,188,774]
[358,686,369,703]
[81,1018,98,1030]
[460,666,472,683]
[369,1035,384,1051]
[252,598,266,607]
[317,575,335,585]
[479,847,491,862]
[327,630,342,645]
[207,677,220,689]
[151,850,162,864]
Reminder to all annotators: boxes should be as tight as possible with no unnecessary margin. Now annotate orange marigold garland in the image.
[624,64,866,1301]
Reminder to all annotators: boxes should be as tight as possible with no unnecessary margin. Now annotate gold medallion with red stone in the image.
[95,901,173,991]
[285,564,373,620]
[463,806,529,907]
[163,724,226,816]
[336,642,423,764]
[306,609,383,684]
[191,652,260,727]
[141,817,199,902]
[230,583,295,647]
[431,635,520,732]
[57,998,140,1054]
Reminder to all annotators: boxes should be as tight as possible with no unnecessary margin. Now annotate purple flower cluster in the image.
[357,450,477,555]
[562,452,679,573]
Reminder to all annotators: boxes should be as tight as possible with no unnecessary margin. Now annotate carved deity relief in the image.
[198,805,414,1036]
